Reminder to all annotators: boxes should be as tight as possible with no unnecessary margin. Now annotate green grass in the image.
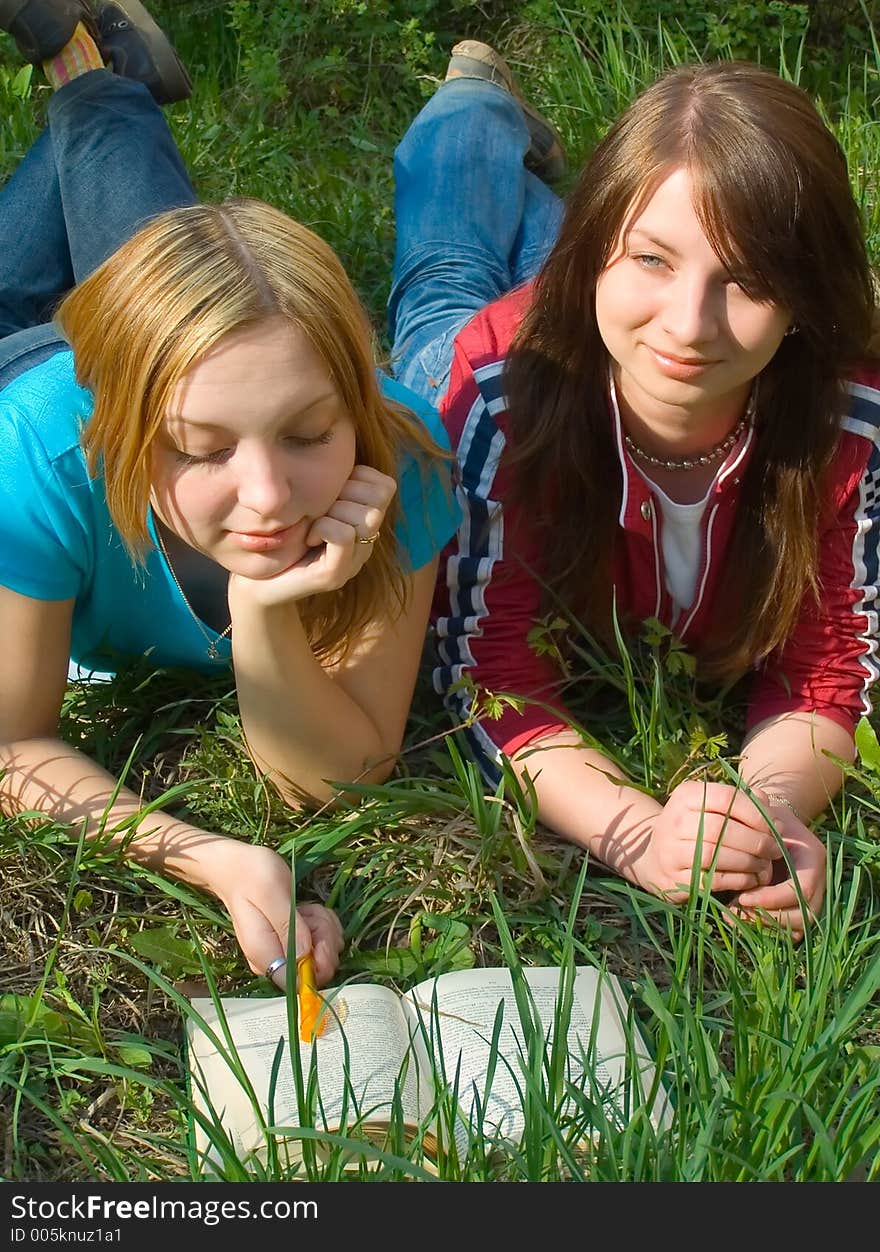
[2,0,880,1183]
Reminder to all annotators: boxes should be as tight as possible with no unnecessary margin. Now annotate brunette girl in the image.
[389,45,880,938]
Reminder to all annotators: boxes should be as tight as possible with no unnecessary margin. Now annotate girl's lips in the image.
[227,523,299,552]
[648,347,717,381]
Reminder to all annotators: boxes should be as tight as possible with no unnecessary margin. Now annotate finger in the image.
[697,815,781,864]
[325,498,386,536]
[305,516,356,549]
[233,905,291,986]
[703,869,775,893]
[688,782,777,834]
[337,475,397,508]
[653,869,767,897]
[310,935,341,987]
[294,911,314,955]
[693,841,774,876]
[731,903,808,941]
[298,903,345,951]
[242,879,309,989]
[347,465,398,494]
[723,900,805,942]
[735,879,802,910]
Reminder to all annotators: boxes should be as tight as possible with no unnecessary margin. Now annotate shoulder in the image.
[842,367,880,448]
[378,370,451,452]
[0,349,94,464]
[440,286,534,447]
[822,367,880,509]
[837,367,880,469]
[376,372,460,571]
[0,352,102,601]
[453,284,534,367]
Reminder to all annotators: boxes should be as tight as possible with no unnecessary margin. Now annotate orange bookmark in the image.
[297,953,326,1042]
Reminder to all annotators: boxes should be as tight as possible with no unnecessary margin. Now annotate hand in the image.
[633,780,780,902]
[208,842,344,987]
[230,465,396,608]
[727,805,826,941]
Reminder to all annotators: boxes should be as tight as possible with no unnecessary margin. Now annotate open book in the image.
[186,965,671,1171]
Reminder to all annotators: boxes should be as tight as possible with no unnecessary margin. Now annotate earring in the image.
[784,323,799,338]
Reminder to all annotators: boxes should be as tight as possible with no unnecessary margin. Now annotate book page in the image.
[187,985,434,1166]
[403,966,669,1149]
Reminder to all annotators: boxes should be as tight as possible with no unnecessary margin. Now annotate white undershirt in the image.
[636,471,712,614]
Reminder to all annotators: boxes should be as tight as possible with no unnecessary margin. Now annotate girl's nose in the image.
[663,273,719,347]
[234,446,291,517]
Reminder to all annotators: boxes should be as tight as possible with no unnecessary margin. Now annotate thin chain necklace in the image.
[154,522,232,660]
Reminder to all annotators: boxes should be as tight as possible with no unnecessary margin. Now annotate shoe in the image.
[0,0,95,62]
[445,39,566,183]
[95,0,191,104]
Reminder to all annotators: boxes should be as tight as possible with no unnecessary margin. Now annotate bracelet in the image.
[764,792,806,824]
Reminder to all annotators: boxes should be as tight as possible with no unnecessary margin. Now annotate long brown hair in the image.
[505,61,875,679]
[57,198,445,661]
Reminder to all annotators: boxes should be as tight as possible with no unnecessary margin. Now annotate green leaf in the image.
[0,994,97,1049]
[419,912,474,973]
[72,889,93,913]
[348,947,420,979]
[11,63,32,98]
[855,717,880,773]
[128,926,203,975]
[418,912,469,939]
[112,1041,153,1068]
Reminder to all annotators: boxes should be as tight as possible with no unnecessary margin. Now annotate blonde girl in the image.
[0,33,458,985]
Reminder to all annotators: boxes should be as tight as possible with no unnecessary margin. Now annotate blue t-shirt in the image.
[0,350,459,673]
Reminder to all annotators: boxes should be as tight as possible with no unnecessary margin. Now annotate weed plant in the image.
[2,1,880,1183]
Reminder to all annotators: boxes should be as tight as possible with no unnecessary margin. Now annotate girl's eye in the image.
[634,253,667,270]
[174,447,233,467]
[284,430,334,448]
[173,428,334,466]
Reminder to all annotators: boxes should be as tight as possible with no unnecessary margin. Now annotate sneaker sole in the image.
[445,42,566,183]
[99,0,191,103]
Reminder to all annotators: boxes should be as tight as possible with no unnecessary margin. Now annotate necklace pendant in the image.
[207,641,219,660]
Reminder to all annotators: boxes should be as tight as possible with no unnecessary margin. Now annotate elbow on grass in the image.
[263,747,401,813]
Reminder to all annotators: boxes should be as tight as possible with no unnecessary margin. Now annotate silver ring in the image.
[265,955,287,978]
[356,532,380,546]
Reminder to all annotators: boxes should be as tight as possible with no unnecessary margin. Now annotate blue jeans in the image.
[0,69,195,388]
[388,78,563,408]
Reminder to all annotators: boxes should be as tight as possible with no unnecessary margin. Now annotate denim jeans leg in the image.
[48,69,197,281]
[0,130,73,338]
[510,170,563,287]
[0,69,196,346]
[0,71,199,388]
[388,78,535,408]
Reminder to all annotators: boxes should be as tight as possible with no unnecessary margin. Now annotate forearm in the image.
[232,599,390,805]
[0,736,234,893]
[510,732,663,884]
[739,711,854,819]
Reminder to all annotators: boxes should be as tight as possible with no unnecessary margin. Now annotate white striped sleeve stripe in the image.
[843,383,880,711]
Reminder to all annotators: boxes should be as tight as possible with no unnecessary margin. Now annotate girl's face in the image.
[595,166,792,436]
[150,316,357,577]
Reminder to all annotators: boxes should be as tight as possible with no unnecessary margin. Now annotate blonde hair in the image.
[56,198,444,660]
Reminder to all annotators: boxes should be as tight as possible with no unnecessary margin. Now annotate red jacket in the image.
[433,286,880,778]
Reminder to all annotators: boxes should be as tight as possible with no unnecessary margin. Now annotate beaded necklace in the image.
[623,403,753,472]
